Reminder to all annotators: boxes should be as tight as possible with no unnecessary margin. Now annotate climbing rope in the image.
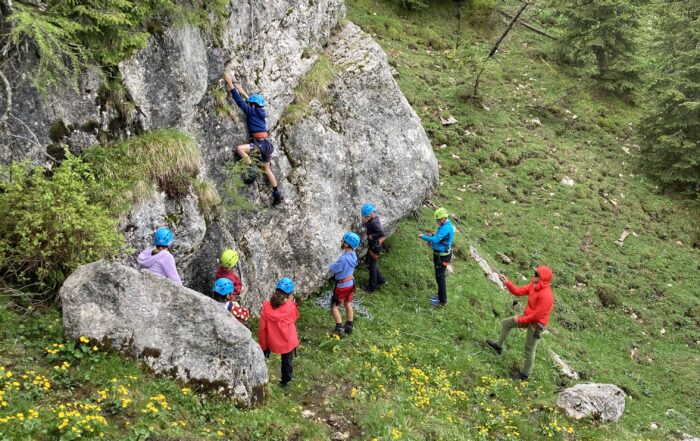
[314,291,374,321]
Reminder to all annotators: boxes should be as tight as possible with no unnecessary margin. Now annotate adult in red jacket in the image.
[486,266,554,380]
[258,278,299,387]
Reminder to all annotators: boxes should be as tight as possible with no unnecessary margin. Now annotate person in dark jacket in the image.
[418,208,454,307]
[224,72,282,206]
[360,202,386,292]
[258,278,299,387]
[486,266,555,380]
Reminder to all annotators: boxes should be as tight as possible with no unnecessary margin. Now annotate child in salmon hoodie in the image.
[258,277,299,388]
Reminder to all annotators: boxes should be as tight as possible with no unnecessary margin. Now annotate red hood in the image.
[262,300,296,324]
[536,265,553,290]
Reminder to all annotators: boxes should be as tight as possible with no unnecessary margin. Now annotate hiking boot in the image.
[511,372,529,381]
[486,340,503,355]
[344,322,353,335]
[272,189,283,206]
[331,325,346,338]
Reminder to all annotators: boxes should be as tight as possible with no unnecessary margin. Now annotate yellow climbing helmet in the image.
[220,249,239,269]
[434,207,449,220]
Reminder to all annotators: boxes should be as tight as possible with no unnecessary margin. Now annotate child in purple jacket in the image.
[137,227,182,284]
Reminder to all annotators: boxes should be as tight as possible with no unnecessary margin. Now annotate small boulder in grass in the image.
[556,384,625,422]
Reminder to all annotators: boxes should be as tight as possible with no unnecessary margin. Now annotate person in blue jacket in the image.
[224,72,282,206]
[329,232,360,337]
[418,208,454,307]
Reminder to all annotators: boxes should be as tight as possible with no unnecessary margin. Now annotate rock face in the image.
[556,384,626,422]
[2,0,437,311]
[59,260,267,407]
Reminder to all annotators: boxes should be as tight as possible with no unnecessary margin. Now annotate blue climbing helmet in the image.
[153,227,173,247]
[361,202,376,217]
[342,232,361,250]
[275,277,295,295]
[247,93,266,107]
[213,278,234,296]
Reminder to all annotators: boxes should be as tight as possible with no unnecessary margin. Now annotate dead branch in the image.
[496,8,557,40]
[0,69,10,126]
[489,1,530,58]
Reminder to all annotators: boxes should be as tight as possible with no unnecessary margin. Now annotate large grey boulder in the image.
[556,383,626,422]
[60,260,267,407]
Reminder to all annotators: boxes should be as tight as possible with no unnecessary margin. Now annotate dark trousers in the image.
[365,253,385,289]
[433,252,451,304]
[281,350,294,385]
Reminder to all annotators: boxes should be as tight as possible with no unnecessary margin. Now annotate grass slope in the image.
[1,0,699,440]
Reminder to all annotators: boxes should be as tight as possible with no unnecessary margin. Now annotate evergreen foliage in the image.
[4,0,229,92]
[639,1,700,194]
[553,0,642,94]
[0,155,123,292]
[7,3,86,94]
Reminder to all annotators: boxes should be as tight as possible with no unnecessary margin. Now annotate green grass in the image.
[1,0,699,440]
[280,54,335,126]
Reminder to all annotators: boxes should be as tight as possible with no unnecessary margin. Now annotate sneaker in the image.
[511,372,529,381]
[331,326,346,338]
[272,189,283,206]
[279,381,289,388]
[430,295,439,302]
[430,298,445,307]
[377,279,387,286]
[344,322,353,335]
[360,285,376,293]
[486,340,503,355]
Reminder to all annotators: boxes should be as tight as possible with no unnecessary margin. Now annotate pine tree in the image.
[555,0,642,94]
[639,1,700,194]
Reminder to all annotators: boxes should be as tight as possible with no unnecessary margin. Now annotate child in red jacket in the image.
[258,277,299,388]
[486,266,555,381]
[215,249,249,324]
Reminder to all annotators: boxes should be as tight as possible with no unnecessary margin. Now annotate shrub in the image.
[0,155,123,292]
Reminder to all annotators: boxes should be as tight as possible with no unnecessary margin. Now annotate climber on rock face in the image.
[486,266,555,381]
[258,278,299,388]
[137,227,182,285]
[224,72,283,206]
[329,232,360,338]
[360,203,386,293]
[212,277,250,326]
[418,208,454,307]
